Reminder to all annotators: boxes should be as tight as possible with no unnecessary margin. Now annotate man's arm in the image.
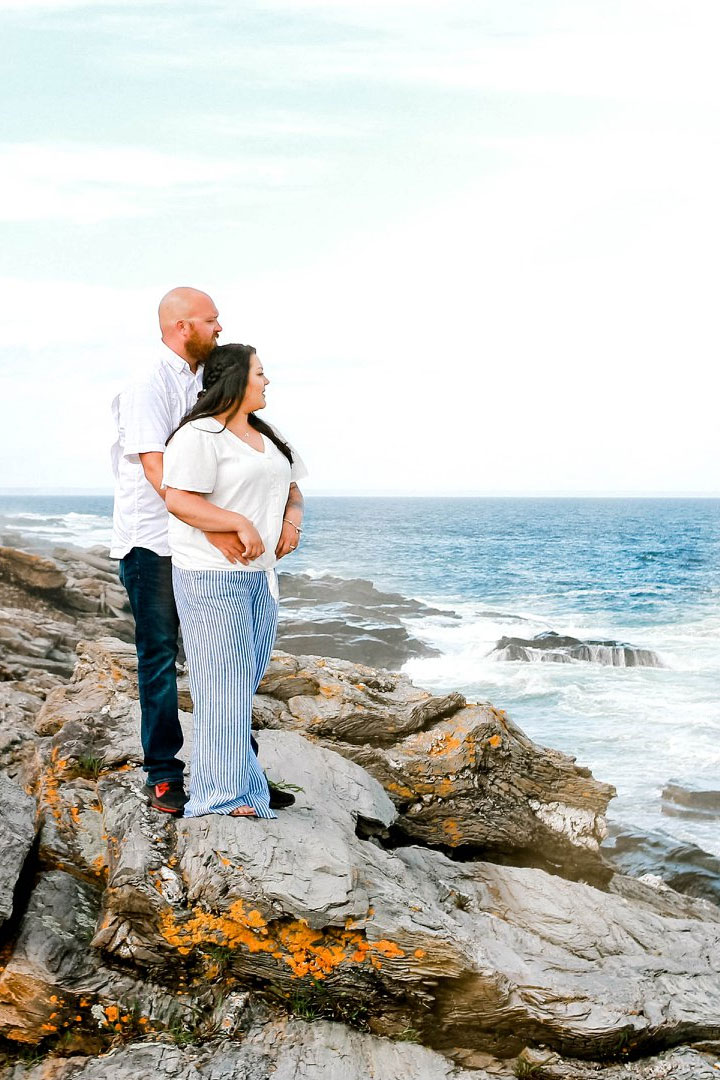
[139,452,166,499]
[140,451,251,564]
[165,489,264,564]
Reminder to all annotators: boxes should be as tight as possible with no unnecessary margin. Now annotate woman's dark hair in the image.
[167,343,293,464]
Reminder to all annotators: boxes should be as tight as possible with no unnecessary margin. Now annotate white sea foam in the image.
[399,590,720,859]
[1,512,113,548]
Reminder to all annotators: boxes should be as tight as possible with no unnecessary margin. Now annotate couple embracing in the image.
[111,287,306,820]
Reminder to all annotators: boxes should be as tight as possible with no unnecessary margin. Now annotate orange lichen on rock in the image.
[387,781,414,799]
[443,819,462,845]
[157,898,406,978]
[92,855,108,878]
[487,734,502,749]
[37,752,64,822]
[429,732,462,757]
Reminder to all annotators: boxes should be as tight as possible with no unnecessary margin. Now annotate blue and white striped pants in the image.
[172,567,279,819]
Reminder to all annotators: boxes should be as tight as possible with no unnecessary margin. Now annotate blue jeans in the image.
[119,547,185,786]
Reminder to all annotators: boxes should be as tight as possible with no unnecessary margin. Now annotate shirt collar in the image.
[161,341,200,378]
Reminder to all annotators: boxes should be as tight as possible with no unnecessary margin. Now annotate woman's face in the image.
[241,353,269,412]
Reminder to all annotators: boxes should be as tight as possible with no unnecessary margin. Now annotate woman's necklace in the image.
[231,419,253,439]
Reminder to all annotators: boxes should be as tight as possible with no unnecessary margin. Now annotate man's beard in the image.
[185,329,216,363]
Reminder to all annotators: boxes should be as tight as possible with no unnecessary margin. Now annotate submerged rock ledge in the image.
[491,631,663,668]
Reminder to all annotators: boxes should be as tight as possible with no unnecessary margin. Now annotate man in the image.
[111,287,294,815]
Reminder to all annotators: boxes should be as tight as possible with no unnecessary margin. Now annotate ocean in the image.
[1,494,719,859]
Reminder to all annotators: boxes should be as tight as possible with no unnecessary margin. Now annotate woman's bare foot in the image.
[229,805,258,818]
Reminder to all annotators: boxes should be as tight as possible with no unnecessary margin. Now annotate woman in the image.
[163,343,306,819]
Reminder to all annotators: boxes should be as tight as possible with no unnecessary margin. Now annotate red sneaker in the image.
[144,780,187,815]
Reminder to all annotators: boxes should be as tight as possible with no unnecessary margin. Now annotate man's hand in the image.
[237,520,264,561]
[205,531,250,565]
[275,518,300,559]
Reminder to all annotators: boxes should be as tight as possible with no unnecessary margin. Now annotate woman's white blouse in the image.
[162,418,307,573]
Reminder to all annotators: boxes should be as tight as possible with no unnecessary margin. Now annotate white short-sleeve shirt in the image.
[162,418,308,572]
[110,345,203,559]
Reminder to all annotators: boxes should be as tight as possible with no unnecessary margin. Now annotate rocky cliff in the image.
[0,544,719,1079]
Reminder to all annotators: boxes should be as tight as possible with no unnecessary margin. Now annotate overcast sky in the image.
[1,0,719,495]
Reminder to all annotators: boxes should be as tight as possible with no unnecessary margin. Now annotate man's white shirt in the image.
[110,344,203,559]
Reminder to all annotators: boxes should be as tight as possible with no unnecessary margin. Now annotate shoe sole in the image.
[146,798,184,815]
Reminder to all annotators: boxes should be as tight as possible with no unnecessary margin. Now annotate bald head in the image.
[159,287,222,371]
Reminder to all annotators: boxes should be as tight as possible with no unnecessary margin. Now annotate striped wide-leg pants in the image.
[172,567,279,819]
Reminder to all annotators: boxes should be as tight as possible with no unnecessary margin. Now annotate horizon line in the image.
[1,488,719,500]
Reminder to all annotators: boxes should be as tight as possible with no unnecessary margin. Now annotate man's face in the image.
[184,298,222,362]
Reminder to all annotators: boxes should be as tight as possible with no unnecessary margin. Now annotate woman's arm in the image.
[165,488,265,563]
[275,483,304,559]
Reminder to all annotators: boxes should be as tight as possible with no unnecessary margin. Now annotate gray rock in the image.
[0,1020,491,1079]
[253,652,614,881]
[241,1019,488,1079]
[3,625,717,1073]
[0,870,205,1046]
[1,1027,719,1080]
[0,773,36,928]
[257,651,466,745]
[491,631,663,668]
[0,547,66,591]
[396,845,720,1055]
[37,777,107,883]
[275,570,456,669]
[662,782,720,818]
[604,822,720,907]
[90,730,720,1060]
[0,870,102,1042]
[0,683,46,780]
[524,1045,720,1078]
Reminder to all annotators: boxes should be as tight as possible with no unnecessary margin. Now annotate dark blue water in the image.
[293,497,720,629]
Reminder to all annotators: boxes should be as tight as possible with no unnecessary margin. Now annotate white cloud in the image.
[86,0,720,109]
[2,0,719,493]
[0,0,168,8]
[0,144,322,223]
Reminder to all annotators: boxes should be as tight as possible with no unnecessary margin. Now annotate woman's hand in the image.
[275,518,300,559]
[237,519,265,563]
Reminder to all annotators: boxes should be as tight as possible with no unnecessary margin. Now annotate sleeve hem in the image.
[124,443,167,456]
[162,482,215,494]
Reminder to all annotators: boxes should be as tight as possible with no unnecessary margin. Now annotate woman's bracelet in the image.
[283,518,302,535]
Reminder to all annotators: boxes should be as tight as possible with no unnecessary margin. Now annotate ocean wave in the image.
[1,515,114,547]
